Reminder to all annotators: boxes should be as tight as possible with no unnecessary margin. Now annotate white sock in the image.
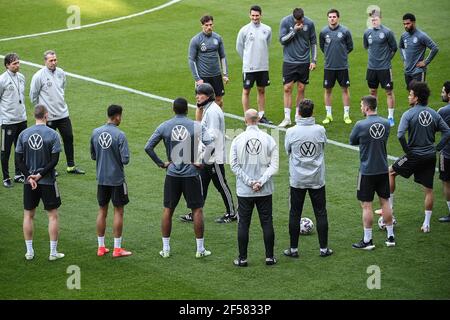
[284,108,291,119]
[389,194,394,210]
[447,201,450,213]
[386,225,394,238]
[162,237,170,252]
[326,106,332,116]
[363,228,372,243]
[196,238,205,253]
[423,211,432,226]
[344,106,350,116]
[97,236,105,248]
[50,240,58,256]
[290,248,298,253]
[25,240,33,254]
[114,237,122,249]
[388,108,394,119]
[258,111,264,118]
[320,248,328,253]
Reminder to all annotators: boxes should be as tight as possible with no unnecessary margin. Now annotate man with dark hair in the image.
[0,53,27,188]
[278,7,317,128]
[230,109,279,267]
[284,99,333,258]
[380,82,450,232]
[319,9,354,125]
[400,13,438,89]
[189,15,228,117]
[91,104,131,258]
[350,96,395,250]
[438,81,450,222]
[363,11,398,127]
[15,105,64,261]
[30,50,85,175]
[180,83,237,224]
[236,5,273,124]
[145,97,214,258]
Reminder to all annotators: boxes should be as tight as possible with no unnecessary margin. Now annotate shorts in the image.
[163,175,204,209]
[323,69,350,88]
[392,154,436,189]
[439,154,450,182]
[282,62,309,85]
[357,172,390,202]
[404,72,426,90]
[201,75,225,97]
[243,71,270,89]
[24,182,61,211]
[97,183,129,207]
[366,69,394,90]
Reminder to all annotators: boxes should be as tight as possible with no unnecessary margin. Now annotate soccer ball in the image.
[300,217,314,235]
[377,215,397,230]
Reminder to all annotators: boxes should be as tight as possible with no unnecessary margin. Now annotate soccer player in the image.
[278,8,317,128]
[30,50,85,175]
[230,109,279,266]
[15,105,64,261]
[319,9,353,125]
[180,83,237,224]
[284,99,333,258]
[400,13,439,89]
[90,105,132,258]
[386,82,450,232]
[145,98,213,258]
[438,81,450,222]
[189,15,228,118]
[350,96,395,250]
[363,10,398,127]
[236,5,273,124]
[0,53,27,188]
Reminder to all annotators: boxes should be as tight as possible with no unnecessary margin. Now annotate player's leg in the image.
[212,163,237,223]
[353,174,376,250]
[322,69,335,124]
[279,80,294,127]
[255,71,272,124]
[13,121,27,182]
[23,208,36,260]
[242,87,251,112]
[242,72,254,113]
[111,183,131,257]
[96,185,110,255]
[438,155,450,222]
[41,183,64,260]
[285,186,306,257]
[1,124,16,187]
[236,196,254,263]
[295,82,306,121]
[59,118,84,174]
[309,186,332,256]
[255,195,276,265]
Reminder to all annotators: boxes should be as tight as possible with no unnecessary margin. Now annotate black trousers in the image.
[237,195,274,260]
[201,163,236,214]
[289,186,329,249]
[47,117,74,167]
[1,121,27,180]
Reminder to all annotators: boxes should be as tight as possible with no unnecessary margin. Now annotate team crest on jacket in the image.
[200,43,207,52]
[369,123,385,139]
[98,132,112,149]
[379,32,385,39]
[171,125,189,141]
[246,138,261,155]
[28,134,43,150]
[213,38,219,45]
[337,32,343,38]
[418,111,432,127]
[300,141,316,157]
[303,25,308,32]
[413,37,418,44]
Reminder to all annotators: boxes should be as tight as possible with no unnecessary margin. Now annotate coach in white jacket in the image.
[230,109,279,267]
[284,99,333,258]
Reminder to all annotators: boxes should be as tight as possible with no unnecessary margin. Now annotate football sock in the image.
[284,108,291,120]
[423,211,432,226]
[25,240,33,254]
[389,193,394,209]
[388,108,394,119]
[114,237,122,249]
[364,228,372,243]
[162,237,170,252]
[98,236,105,248]
[50,240,58,256]
[326,106,332,116]
[344,106,350,116]
[196,238,205,253]
[258,111,264,118]
[386,225,394,238]
[447,201,450,213]
[320,248,328,253]
[290,248,298,253]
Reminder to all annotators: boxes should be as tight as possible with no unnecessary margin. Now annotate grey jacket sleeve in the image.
[346,29,354,53]
[423,34,439,66]
[119,133,130,165]
[388,30,398,60]
[29,72,41,106]
[349,123,360,145]
[319,31,325,53]
[90,134,96,160]
[436,116,450,152]
[259,137,279,186]
[230,138,254,187]
[279,18,296,45]
[188,37,201,81]
[236,28,245,59]
[144,127,165,167]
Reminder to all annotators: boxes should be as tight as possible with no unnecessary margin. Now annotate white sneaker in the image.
[25,252,34,260]
[278,118,291,128]
[159,250,170,258]
[195,249,211,258]
[49,252,65,261]
[420,225,430,233]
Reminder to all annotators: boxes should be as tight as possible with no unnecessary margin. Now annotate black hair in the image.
[107,104,123,118]
[173,97,188,114]
[200,15,213,24]
[250,5,261,14]
[298,99,314,117]
[410,81,430,105]
[361,95,377,111]
[293,8,304,20]
[327,9,340,18]
[402,13,416,21]
[4,53,19,67]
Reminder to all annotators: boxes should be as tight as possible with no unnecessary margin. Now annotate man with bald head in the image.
[230,108,279,267]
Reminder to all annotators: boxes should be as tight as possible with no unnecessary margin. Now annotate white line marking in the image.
[2,55,399,161]
[0,0,183,42]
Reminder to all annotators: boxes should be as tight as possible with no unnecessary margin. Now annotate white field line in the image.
[1,55,399,161]
[0,0,183,42]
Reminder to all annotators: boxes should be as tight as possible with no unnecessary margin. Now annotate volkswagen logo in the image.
[369,123,386,139]
[246,138,261,155]
[98,132,112,149]
[171,125,189,141]
[28,134,43,150]
[300,141,316,157]
[418,111,432,127]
